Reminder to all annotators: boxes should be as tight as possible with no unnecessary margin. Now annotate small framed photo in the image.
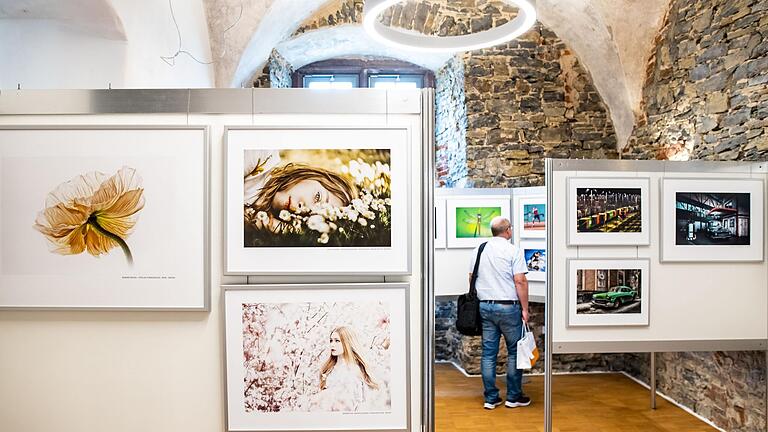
[0,126,209,310]
[225,126,411,275]
[520,241,546,282]
[661,178,764,262]
[434,198,446,249]
[567,258,650,326]
[518,197,546,238]
[446,197,511,248]
[567,177,650,246]
[224,283,409,432]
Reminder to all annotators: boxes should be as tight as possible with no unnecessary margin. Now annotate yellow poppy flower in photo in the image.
[33,166,145,265]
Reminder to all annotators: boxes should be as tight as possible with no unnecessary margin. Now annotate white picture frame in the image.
[224,284,409,432]
[661,178,764,262]
[567,258,650,327]
[446,197,511,248]
[434,198,446,249]
[0,126,209,310]
[567,177,650,246]
[225,126,411,275]
[517,196,546,239]
[520,240,546,282]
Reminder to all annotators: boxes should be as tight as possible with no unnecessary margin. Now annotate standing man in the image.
[468,216,530,410]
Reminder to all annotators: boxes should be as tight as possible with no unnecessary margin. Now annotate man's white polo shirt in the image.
[468,236,528,301]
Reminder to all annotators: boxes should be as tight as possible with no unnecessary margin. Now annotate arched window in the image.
[293,58,435,89]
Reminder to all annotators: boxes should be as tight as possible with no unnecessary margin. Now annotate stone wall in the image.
[435,57,469,187]
[252,49,293,88]
[463,24,618,187]
[621,0,768,430]
[624,0,768,160]
[274,0,620,187]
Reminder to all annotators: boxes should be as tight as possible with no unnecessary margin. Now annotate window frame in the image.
[293,58,435,88]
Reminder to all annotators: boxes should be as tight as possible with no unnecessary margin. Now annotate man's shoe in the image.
[483,398,503,410]
[505,395,531,408]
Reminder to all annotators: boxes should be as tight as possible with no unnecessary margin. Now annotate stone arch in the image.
[240,0,621,187]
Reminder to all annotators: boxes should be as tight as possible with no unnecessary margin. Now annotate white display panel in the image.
[435,187,546,301]
[550,162,768,351]
[0,89,426,432]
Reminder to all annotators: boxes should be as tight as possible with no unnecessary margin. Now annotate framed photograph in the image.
[518,197,546,238]
[446,197,511,248]
[661,178,764,262]
[520,241,546,282]
[567,259,650,326]
[225,126,411,275]
[567,177,650,245]
[434,198,446,249]
[224,284,409,432]
[0,126,209,310]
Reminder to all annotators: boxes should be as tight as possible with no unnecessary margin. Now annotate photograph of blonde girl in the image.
[242,148,392,247]
[241,301,391,413]
[316,326,383,412]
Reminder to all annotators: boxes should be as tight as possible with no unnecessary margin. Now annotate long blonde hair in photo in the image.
[320,326,379,390]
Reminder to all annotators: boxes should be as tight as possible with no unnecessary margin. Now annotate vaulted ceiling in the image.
[203,0,672,148]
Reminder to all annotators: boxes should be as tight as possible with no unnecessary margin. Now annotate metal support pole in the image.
[544,158,554,432]
[421,88,436,432]
[650,352,657,410]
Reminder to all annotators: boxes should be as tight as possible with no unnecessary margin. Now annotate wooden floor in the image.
[435,363,716,432]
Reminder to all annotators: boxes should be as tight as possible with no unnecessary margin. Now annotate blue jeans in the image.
[479,302,524,403]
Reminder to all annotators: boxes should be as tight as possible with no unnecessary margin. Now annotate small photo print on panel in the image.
[523,203,546,231]
[675,192,750,246]
[568,259,649,326]
[524,248,546,273]
[576,268,642,315]
[454,206,502,238]
[576,187,642,233]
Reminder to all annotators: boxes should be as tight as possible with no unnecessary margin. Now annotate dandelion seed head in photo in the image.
[241,301,392,413]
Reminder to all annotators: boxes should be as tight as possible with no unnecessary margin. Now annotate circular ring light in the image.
[363,0,537,53]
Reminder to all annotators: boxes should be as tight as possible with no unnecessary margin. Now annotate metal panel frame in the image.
[221,125,413,276]
[0,89,422,115]
[421,89,436,432]
[0,124,211,311]
[221,282,412,432]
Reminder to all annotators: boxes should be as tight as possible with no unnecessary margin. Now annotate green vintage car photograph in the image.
[591,286,637,308]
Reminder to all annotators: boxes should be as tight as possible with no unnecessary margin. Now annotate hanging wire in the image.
[160,0,243,66]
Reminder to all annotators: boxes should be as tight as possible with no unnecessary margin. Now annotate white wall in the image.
[0,100,424,431]
[0,0,214,89]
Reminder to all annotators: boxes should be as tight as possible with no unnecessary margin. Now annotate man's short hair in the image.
[490,216,511,236]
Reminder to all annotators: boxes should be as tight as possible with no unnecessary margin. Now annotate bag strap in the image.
[469,242,487,296]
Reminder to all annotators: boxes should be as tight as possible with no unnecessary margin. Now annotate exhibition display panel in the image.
[434,186,547,301]
[544,158,768,432]
[0,89,430,432]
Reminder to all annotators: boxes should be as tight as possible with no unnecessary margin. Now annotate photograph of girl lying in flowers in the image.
[243,149,392,247]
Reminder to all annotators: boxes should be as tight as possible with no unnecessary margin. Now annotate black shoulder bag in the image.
[456,242,487,336]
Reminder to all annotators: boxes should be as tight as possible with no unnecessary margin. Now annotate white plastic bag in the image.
[516,322,539,369]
